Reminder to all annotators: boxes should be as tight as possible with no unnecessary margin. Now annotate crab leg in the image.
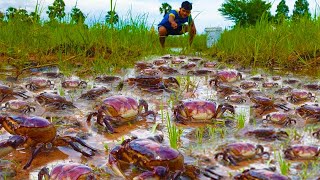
[38,167,50,180]
[108,145,126,178]
[15,92,30,99]
[55,136,96,157]
[203,167,224,180]
[0,135,26,158]
[102,116,116,133]
[24,143,45,169]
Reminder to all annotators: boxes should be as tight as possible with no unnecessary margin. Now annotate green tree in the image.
[159,2,172,17]
[0,11,4,22]
[70,5,86,24]
[274,0,289,23]
[218,0,272,26]
[292,0,311,20]
[46,0,66,22]
[5,7,32,22]
[105,10,119,24]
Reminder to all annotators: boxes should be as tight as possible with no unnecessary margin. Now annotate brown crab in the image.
[25,78,54,91]
[38,163,96,180]
[233,167,289,180]
[0,115,96,169]
[249,95,290,115]
[275,86,293,95]
[262,82,279,88]
[173,100,234,124]
[79,87,110,100]
[303,83,320,91]
[158,65,179,74]
[0,84,29,103]
[244,128,289,141]
[61,79,87,88]
[209,70,242,85]
[1,100,35,114]
[181,62,196,70]
[153,59,167,66]
[87,95,156,133]
[240,81,257,90]
[296,104,320,118]
[95,75,121,83]
[263,112,297,126]
[202,61,217,68]
[134,61,153,71]
[210,81,241,97]
[108,135,199,179]
[286,90,315,104]
[187,69,214,76]
[225,94,247,104]
[35,92,76,110]
[215,142,270,165]
[284,145,320,160]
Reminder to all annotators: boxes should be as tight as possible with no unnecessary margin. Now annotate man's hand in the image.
[170,21,178,29]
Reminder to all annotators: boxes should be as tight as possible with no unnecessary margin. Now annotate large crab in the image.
[249,95,290,115]
[296,104,320,120]
[0,84,29,103]
[286,90,315,104]
[209,70,242,85]
[173,100,234,124]
[35,92,76,110]
[215,142,270,165]
[87,95,156,133]
[38,163,96,180]
[244,128,289,141]
[61,79,87,88]
[233,167,289,180]
[25,78,54,91]
[79,87,110,100]
[284,145,320,160]
[262,112,297,126]
[0,115,96,169]
[1,100,35,114]
[109,135,199,179]
[126,73,179,93]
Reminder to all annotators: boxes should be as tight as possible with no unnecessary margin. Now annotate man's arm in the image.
[168,14,178,29]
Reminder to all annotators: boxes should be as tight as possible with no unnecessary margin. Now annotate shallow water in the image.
[0,55,320,179]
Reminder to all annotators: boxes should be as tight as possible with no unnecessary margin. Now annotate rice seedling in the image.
[235,111,246,129]
[195,127,205,144]
[166,112,182,149]
[103,143,109,152]
[277,151,290,176]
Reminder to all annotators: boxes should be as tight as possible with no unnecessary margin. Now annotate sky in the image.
[0,0,319,33]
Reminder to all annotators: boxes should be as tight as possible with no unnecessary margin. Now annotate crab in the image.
[209,70,242,85]
[41,72,64,78]
[25,78,54,91]
[215,142,270,165]
[272,76,282,81]
[202,61,217,68]
[79,87,110,100]
[181,62,196,70]
[87,95,156,133]
[153,59,167,66]
[108,135,199,179]
[188,57,202,62]
[296,104,320,118]
[244,128,289,141]
[187,69,214,76]
[225,94,247,104]
[303,83,320,91]
[134,61,153,71]
[233,167,289,180]
[61,79,87,88]
[275,86,293,95]
[284,145,320,160]
[0,115,96,169]
[173,100,234,124]
[157,65,179,74]
[171,58,185,64]
[263,112,297,126]
[249,95,290,115]
[283,79,300,85]
[38,163,95,180]
[250,76,265,81]
[211,83,241,97]
[240,81,257,90]
[262,82,279,88]
[1,100,35,114]
[0,84,29,103]
[286,90,315,104]
[95,75,121,83]
[126,74,179,93]
[35,92,76,110]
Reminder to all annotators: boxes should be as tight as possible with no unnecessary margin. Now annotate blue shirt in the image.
[158,9,192,29]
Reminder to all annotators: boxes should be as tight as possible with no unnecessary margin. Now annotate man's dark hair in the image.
[181,1,192,11]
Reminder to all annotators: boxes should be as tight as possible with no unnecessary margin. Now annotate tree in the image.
[0,11,4,22]
[5,7,31,22]
[47,0,66,22]
[218,0,272,26]
[275,0,289,23]
[292,0,311,20]
[159,2,172,17]
[105,11,119,25]
[70,5,85,24]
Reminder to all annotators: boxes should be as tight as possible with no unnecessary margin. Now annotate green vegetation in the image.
[277,152,290,176]
[166,112,182,149]
[235,112,246,129]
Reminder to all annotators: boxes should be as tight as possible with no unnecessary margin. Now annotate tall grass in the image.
[166,112,182,149]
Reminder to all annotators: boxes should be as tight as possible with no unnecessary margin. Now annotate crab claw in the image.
[108,145,126,178]
[0,135,26,158]
[133,166,169,180]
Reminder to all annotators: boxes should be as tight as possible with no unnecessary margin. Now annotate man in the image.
[158,1,197,48]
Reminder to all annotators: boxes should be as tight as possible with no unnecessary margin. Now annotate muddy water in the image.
[0,55,320,179]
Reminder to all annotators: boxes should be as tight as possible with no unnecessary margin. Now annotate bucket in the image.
[204,27,223,48]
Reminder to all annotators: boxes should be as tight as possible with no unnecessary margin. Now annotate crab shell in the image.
[262,82,278,88]
[203,62,217,68]
[216,70,242,83]
[49,163,94,180]
[153,59,167,66]
[287,90,314,103]
[265,113,289,124]
[26,78,52,90]
[284,145,320,160]
[245,128,288,141]
[296,104,320,117]
[234,168,289,180]
[61,80,87,88]
[225,95,246,104]
[240,81,257,89]
[36,92,70,105]
[3,100,29,111]
[225,143,259,159]
[79,87,110,100]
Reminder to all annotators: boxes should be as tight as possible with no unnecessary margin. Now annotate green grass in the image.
[277,151,290,176]
[235,112,246,129]
[166,112,182,149]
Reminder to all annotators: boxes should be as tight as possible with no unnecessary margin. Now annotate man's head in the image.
[179,1,192,18]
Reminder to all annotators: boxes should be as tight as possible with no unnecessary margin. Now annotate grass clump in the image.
[166,112,182,149]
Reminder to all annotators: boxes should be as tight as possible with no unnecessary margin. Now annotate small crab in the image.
[1,100,35,114]
[61,79,87,88]
[181,62,196,70]
[262,82,279,88]
[109,135,199,179]
[173,100,234,124]
[202,61,217,68]
[284,145,320,160]
[303,83,320,91]
[171,58,185,64]
[187,69,214,76]
[215,142,270,165]
[95,75,121,83]
[87,95,156,133]
[233,167,289,180]
[134,61,153,71]
[35,92,75,110]
[211,82,241,97]
[286,90,315,104]
[79,87,110,100]
[240,81,257,90]
[244,128,289,141]
[0,115,96,169]
[250,76,265,81]
[209,70,242,85]
[157,65,179,74]
[188,57,202,62]
[275,86,293,95]
[283,79,300,85]
[25,78,54,91]
[296,104,320,118]
[0,84,29,103]
[263,112,297,126]
[153,59,167,66]
[249,95,290,115]
[225,94,247,104]
[38,163,95,180]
